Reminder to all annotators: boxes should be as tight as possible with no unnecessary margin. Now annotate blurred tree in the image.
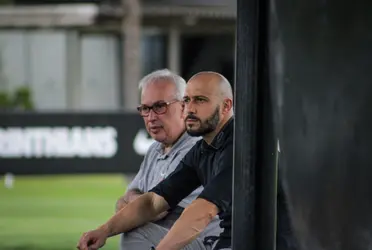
[0,91,11,111]
[12,86,34,110]
[0,0,13,4]
[0,87,34,111]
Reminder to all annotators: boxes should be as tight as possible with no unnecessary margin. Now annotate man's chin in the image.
[150,130,165,140]
[149,127,163,134]
[186,129,203,137]
[152,134,167,143]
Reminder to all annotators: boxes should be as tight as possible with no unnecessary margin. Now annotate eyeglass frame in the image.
[136,99,180,117]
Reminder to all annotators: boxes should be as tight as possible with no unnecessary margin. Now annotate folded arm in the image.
[155,144,234,250]
[115,188,143,212]
[155,198,219,250]
[100,192,170,237]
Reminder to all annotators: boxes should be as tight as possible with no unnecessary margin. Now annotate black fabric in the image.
[149,147,202,209]
[150,117,234,247]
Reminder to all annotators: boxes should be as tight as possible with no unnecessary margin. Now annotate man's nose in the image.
[147,109,158,121]
[185,102,196,114]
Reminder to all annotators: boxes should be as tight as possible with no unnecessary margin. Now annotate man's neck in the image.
[203,115,233,145]
[161,131,185,154]
[163,145,172,154]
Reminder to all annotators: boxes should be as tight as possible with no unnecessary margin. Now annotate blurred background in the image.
[0,0,236,249]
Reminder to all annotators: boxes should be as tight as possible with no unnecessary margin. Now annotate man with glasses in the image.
[115,69,222,249]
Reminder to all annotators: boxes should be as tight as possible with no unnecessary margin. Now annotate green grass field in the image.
[0,174,128,250]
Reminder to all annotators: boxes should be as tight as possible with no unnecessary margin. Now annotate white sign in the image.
[133,129,155,156]
[0,126,118,158]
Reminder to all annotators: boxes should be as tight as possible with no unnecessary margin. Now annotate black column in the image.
[233,0,276,249]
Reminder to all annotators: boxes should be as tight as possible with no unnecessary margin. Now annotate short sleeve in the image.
[126,160,147,192]
[198,144,233,213]
[149,145,202,209]
[127,142,156,192]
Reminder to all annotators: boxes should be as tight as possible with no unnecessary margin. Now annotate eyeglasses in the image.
[137,100,179,117]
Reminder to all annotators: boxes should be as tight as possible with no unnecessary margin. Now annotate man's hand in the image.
[76,192,169,250]
[151,211,169,222]
[76,228,108,250]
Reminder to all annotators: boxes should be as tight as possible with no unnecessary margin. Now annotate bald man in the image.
[77,71,234,250]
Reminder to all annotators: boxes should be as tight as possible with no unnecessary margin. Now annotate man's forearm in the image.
[101,192,167,237]
[124,188,143,202]
[156,198,218,250]
[116,188,143,212]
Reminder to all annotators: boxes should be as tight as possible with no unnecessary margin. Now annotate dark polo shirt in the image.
[150,117,234,249]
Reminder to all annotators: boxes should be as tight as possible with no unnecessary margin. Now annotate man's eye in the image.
[183,99,190,103]
[154,102,167,108]
[142,106,150,112]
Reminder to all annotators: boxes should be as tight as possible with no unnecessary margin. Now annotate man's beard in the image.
[186,106,220,137]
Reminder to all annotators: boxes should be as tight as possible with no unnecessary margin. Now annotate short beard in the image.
[186,106,220,137]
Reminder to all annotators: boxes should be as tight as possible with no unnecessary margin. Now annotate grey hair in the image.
[138,69,186,101]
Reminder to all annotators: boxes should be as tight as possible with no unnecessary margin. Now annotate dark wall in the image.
[0,113,151,175]
[181,34,235,88]
[270,0,372,249]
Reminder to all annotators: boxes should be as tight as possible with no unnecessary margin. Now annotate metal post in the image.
[121,0,142,111]
[167,25,181,75]
[65,31,81,110]
[233,0,275,249]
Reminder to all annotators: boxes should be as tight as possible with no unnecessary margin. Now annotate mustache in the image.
[185,114,200,121]
[148,122,163,128]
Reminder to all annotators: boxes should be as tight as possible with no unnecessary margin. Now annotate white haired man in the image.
[115,69,222,249]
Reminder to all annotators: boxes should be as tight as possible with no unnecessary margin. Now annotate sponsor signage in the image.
[0,112,154,175]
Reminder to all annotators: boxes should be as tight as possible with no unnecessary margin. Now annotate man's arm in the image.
[116,188,169,221]
[77,192,170,250]
[115,154,149,212]
[115,188,143,212]
[102,192,169,237]
[78,146,202,250]
[156,144,233,250]
[156,198,219,250]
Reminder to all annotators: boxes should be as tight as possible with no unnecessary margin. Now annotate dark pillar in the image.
[233,0,277,249]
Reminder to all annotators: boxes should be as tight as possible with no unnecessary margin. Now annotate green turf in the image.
[0,174,128,250]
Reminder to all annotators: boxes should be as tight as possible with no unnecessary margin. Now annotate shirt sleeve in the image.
[149,144,202,209]
[197,144,233,213]
[127,159,148,192]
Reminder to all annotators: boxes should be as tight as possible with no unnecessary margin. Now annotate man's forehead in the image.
[185,81,216,97]
[141,83,175,104]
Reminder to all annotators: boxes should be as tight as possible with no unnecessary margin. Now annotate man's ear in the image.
[223,99,233,113]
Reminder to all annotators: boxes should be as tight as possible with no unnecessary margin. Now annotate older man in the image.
[115,69,222,249]
[77,71,232,250]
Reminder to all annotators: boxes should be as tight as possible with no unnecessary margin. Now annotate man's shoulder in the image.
[177,133,202,152]
[143,141,162,159]
[183,134,202,146]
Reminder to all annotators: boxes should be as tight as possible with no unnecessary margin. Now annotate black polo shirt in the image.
[149,117,234,249]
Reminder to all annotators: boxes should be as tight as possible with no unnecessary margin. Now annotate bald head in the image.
[188,71,233,100]
[184,71,234,141]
